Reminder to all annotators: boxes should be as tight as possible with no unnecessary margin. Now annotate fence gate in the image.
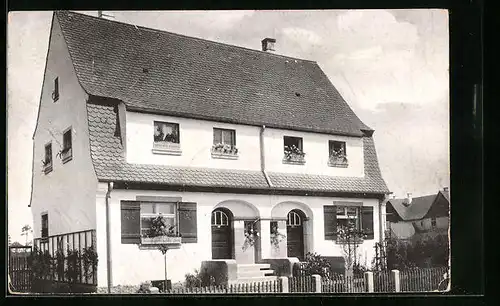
[9,246,33,292]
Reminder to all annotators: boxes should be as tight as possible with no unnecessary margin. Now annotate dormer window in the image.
[152,121,182,155]
[52,77,59,102]
[283,136,305,165]
[211,128,238,159]
[328,140,348,168]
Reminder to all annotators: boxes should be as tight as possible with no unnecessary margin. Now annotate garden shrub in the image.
[184,269,203,288]
[299,252,332,279]
[386,234,449,270]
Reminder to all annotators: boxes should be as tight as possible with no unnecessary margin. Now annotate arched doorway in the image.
[286,209,306,260]
[211,208,233,259]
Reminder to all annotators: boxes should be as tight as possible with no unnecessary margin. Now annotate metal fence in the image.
[165,280,282,294]
[400,267,448,292]
[289,276,316,293]
[321,274,365,293]
[373,270,395,292]
[33,229,97,286]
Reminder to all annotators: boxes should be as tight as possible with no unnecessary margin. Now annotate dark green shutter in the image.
[361,206,374,240]
[121,201,141,244]
[324,205,337,240]
[178,202,197,243]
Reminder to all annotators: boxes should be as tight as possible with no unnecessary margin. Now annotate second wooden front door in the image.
[286,210,305,260]
[211,209,232,259]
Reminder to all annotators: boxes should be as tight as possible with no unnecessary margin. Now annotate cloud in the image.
[282,27,323,45]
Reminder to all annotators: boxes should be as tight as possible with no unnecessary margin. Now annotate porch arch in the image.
[271,201,313,220]
[214,199,260,219]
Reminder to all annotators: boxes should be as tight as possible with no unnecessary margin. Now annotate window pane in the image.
[347,207,357,217]
[213,129,222,144]
[215,211,221,225]
[336,206,345,215]
[154,122,179,143]
[222,130,234,145]
[141,203,155,214]
[156,203,175,214]
[64,130,72,149]
[141,218,153,229]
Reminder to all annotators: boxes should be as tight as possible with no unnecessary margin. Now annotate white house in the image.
[29,11,390,289]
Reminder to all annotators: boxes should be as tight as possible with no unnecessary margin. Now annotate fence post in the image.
[391,270,400,292]
[279,276,289,293]
[364,272,374,293]
[311,274,322,293]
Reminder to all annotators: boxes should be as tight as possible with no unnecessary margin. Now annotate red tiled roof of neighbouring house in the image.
[56,10,372,137]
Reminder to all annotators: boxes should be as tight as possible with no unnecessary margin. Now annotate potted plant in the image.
[242,223,259,251]
[141,213,182,245]
[283,145,306,163]
[270,223,286,250]
[211,143,239,156]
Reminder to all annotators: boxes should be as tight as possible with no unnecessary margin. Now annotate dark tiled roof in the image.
[57,10,371,136]
[387,193,450,221]
[86,102,389,194]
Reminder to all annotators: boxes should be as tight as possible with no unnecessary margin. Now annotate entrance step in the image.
[237,269,275,278]
[237,264,271,271]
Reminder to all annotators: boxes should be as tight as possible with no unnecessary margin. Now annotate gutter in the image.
[105,182,114,293]
[260,125,273,188]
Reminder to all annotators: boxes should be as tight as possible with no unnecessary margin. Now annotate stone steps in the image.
[237,269,275,278]
[233,263,276,284]
[229,276,279,285]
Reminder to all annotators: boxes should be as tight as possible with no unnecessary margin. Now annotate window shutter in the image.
[361,206,374,240]
[178,202,197,243]
[324,205,337,240]
[121,201,141,244]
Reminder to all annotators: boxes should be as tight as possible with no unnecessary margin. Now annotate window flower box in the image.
[141,236,182,245]
[328,149,348,168]
[152,141,182,155]
[211,143,239,160]
[283,145,306,164]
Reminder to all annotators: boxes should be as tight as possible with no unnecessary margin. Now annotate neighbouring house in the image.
[29,11,390,288]
[385,188,450,240]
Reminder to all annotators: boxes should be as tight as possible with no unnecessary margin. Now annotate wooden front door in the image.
[211,209,232,259]
[287,210,305,260]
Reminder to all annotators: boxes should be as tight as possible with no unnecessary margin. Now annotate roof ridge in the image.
[61,10,317,64]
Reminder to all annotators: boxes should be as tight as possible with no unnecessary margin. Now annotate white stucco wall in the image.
[124,112,365,176]
[263,127,365,177]
[125,112,261,171]
[96,187,382,286]
[30,17,98,238]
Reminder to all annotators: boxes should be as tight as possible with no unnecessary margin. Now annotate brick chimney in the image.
[261,38,276,52]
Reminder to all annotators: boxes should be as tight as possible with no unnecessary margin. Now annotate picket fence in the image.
[156,266,448,294]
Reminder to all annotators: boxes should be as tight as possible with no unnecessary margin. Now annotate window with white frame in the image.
[140,202,177,237]
[287,211,302,227]
[211,210,229,227]
[154,121,180,143]
[336,206,360,229]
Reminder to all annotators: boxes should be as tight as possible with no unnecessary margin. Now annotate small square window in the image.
[328,140,348,167]
[283,136,305,164]
[43,143,53,174]
[431,218,437,228]
[61,128,72,163]
[52,77,59,102]
[41,214,48,238]
[212,128,238,158]
[152,121,182,155]
[154,121,180,143]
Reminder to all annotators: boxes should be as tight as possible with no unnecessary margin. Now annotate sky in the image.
[7,10,449,243]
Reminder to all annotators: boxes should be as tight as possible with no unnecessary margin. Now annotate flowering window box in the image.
[283,152,306,165]
[211,143,239,160]
[141,235,182,245]
[328,156,348,168]
[152,141,182,155]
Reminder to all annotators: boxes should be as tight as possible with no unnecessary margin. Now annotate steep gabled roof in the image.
[56,10,371,136]
[387,191,450,221]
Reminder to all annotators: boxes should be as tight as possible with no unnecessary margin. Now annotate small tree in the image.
[21,225,33,246]
[335,221,367,276]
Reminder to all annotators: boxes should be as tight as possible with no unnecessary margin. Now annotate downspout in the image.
[105,181,114,293]
[260,125,272,187]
